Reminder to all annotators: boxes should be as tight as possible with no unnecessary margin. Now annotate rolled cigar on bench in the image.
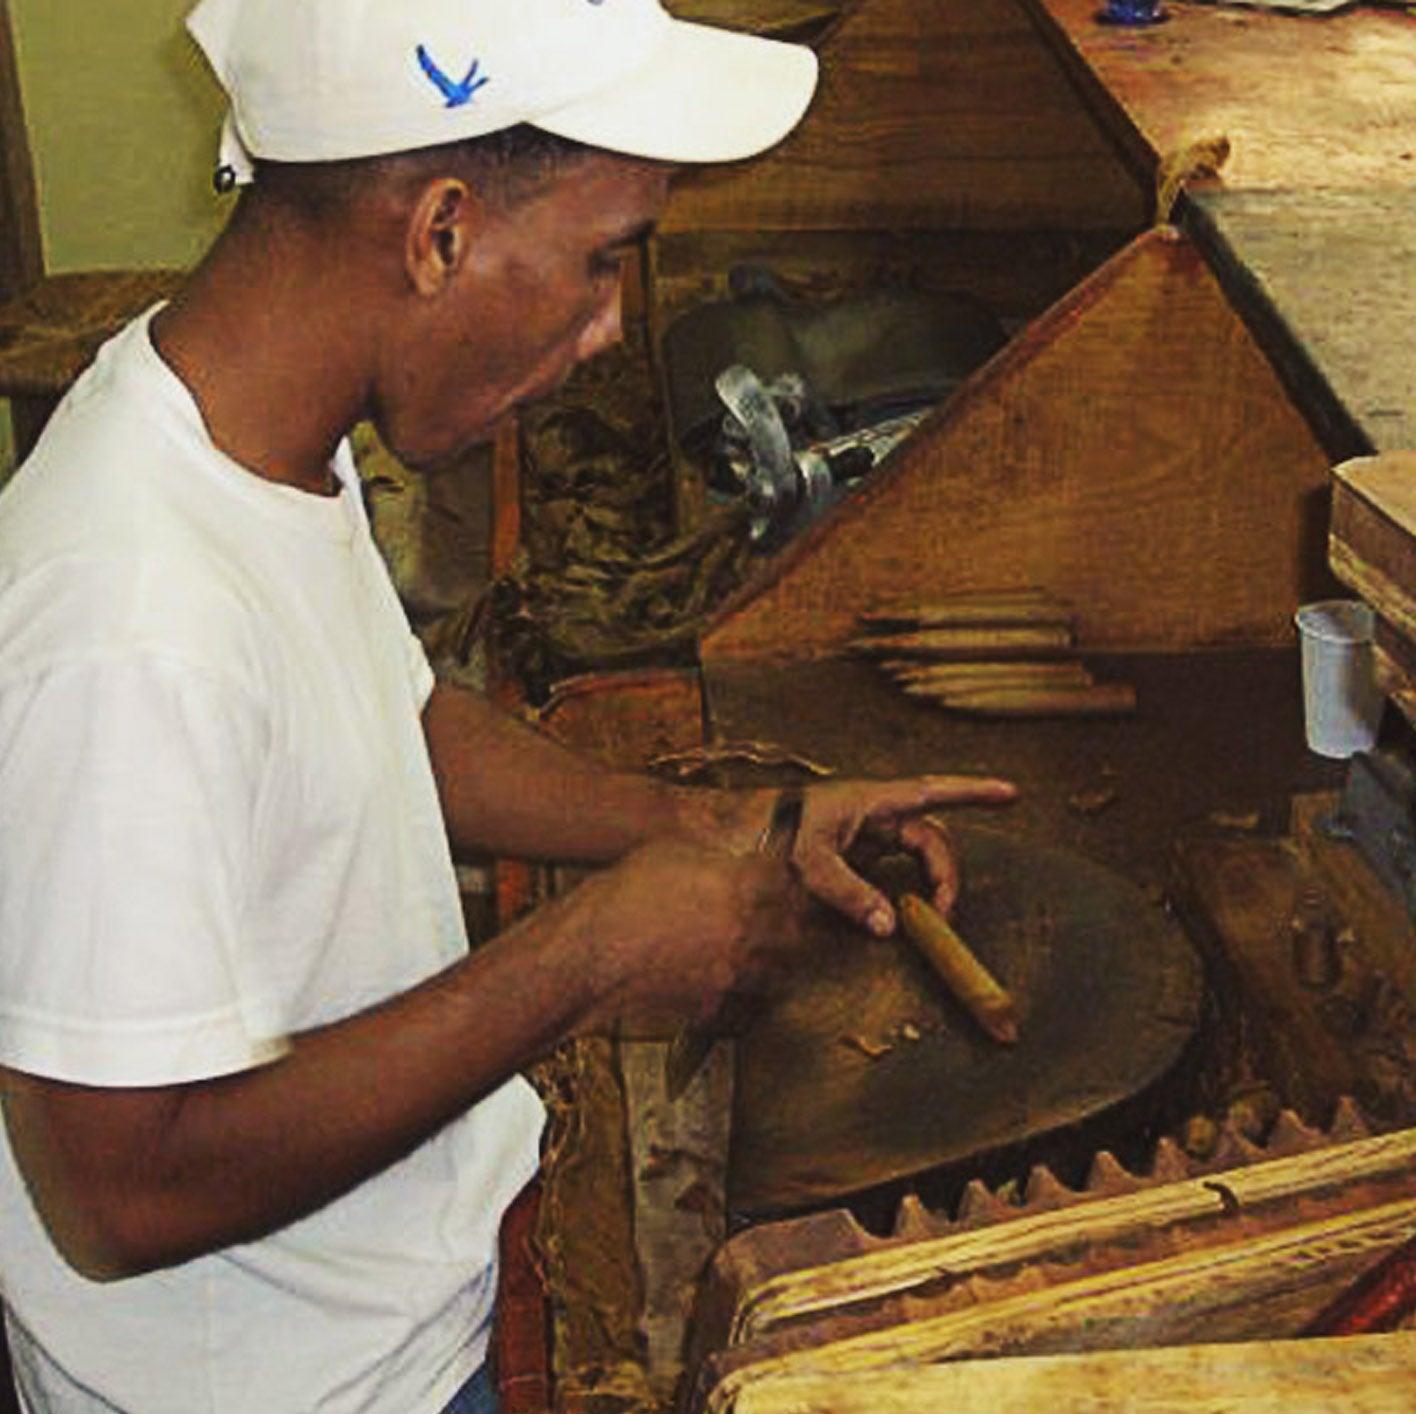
[897,894,1019,1046]
[861,592,1074,632]
[896,661,1094,691]
[922,682,1137,717]
[849,624,1076,660]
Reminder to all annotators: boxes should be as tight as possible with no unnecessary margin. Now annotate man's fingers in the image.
[796,848,896,937]
[859,775,1017,825]
[899,814,960,916]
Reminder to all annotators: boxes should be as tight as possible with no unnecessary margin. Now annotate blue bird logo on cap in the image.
[416,44,491,108]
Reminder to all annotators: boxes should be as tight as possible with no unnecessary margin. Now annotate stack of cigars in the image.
[852,588,1137,718]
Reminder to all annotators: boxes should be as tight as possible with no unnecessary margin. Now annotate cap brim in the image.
[533,19,818,164]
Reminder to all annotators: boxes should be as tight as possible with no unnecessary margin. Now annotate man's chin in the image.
[391,415,518,475]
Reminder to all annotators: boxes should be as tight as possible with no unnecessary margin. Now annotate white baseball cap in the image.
[187,0,820,187]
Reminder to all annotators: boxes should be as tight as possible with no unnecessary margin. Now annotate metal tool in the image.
[1321,750,1416,919]
[663,786,805,1101]
[714,365,924,550]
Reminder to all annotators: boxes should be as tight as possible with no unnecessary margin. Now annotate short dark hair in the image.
[248,123,596,221]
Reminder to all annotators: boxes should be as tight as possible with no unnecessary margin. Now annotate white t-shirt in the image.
[0,312,545,1413]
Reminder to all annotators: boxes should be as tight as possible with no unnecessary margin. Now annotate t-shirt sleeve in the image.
[407,631,436,711]
[0,652,288,1087]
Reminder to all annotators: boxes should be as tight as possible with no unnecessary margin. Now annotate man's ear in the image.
[405,178,480,297]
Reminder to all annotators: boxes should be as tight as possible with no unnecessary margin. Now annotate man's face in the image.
[375,152,670,469]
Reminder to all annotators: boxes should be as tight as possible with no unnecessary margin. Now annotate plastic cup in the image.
[1294,600,1384,759]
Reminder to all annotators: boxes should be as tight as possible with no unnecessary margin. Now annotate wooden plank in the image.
[1026,0,1416,195]
[726,1332,1416,1413]
[701,228,1333,666]
[619,1037,734,1402]
[530,1040,655,1412]
[667,0,853,38]
[0,0,41,304]
[494,1181,553,1414]
[1176,838,1354,1125]
[1289,791,1416,1023]
[1337,454,1416,541]
[724,1127,1416,1347]
[702,1201,1416,1409]
[1331,455,1416,661]
[687,1126,1416,1408]
[1176,836,1416,1131]
[1330,456,1416,722]
[490,420,523,582]
[1374,619,1416,731]
[703,652,1334,902]
[661,0,1148,235]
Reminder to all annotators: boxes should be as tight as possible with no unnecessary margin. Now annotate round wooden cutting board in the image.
[728,825,1203,1212]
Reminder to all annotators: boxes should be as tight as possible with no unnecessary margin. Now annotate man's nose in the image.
[576,286,624,361]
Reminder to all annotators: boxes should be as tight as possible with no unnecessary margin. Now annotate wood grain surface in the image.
[1374,618,1416,730]
[724,1331,1416,1413]
[1337,453,1416,539]
[662,0,1148,235]
[1332,454,1416,646]
[0,0,40,305]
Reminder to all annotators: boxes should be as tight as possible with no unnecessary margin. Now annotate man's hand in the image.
[686,775,1017,938]
[568,838,807,1036]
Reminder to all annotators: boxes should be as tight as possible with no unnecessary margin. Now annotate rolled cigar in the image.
[849,625,1075,660]
[892,587,1053,600]
[902,677,1095,703]
[918,682,1137,717]
[861,594,1074,632]
[864,587,1056,613]
[897,894,1019,1046]
[895,661,1093,690]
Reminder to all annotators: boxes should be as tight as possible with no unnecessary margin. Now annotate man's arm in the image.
[423,678,1018,933]
[5,682,1012,1282]
[423,678,722,864]
[1,839,794,1282]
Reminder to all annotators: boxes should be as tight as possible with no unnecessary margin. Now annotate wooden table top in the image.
[1188,187,1416,455]
[1027,0,1416,193]
[1027,0,1416,457]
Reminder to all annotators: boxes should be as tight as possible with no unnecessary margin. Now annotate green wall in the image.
[11,0,229,271]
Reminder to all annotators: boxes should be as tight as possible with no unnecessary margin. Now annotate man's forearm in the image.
[2,887,596,1280]
[423,679,730,864]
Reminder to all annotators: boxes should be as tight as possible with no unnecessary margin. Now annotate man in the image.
[0,1,1014,1409]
